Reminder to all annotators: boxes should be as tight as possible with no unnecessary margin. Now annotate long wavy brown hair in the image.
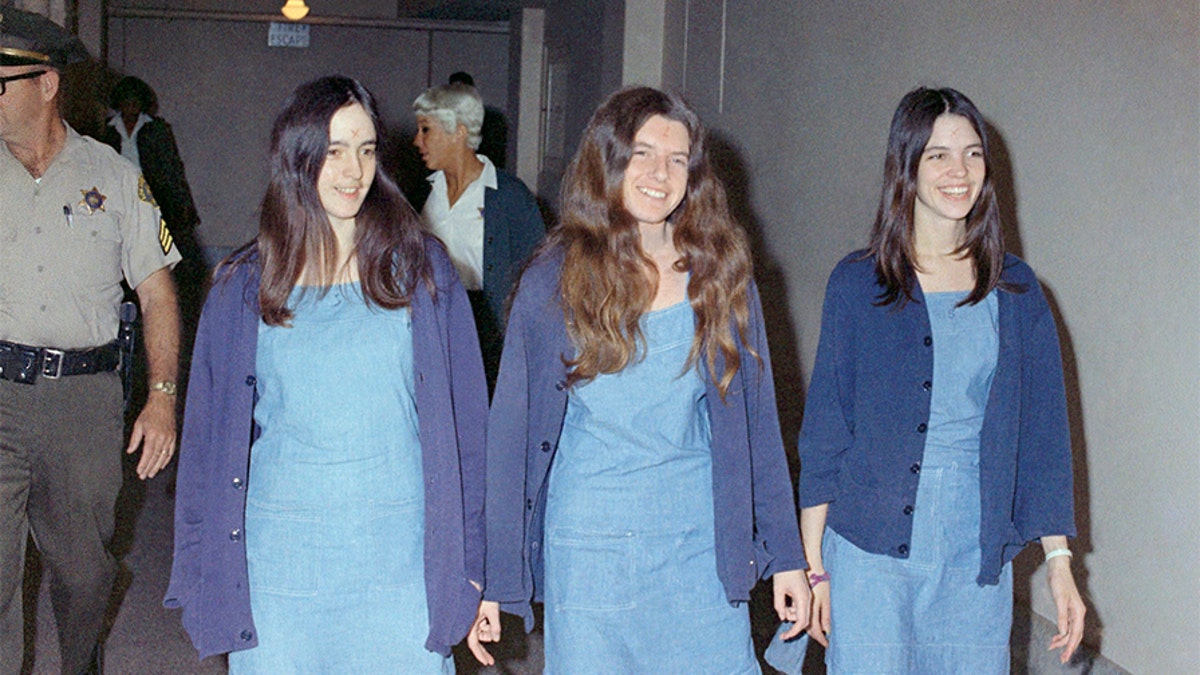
[550,86,755,398]
[244,75,430,325]
[867,87,1019,307]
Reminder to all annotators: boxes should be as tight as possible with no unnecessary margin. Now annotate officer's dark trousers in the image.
[0,373,123,675]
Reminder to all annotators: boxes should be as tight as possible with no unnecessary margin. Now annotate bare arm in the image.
[800,504,832,646]
[126,267,181,479]
[1040,535,1085,663]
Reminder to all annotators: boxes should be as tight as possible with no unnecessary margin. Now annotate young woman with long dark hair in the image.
[467,87,809,672]
[794,87,1085,673]
[165,75,488,672]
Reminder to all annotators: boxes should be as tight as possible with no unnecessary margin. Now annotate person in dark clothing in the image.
[101,76,199,244]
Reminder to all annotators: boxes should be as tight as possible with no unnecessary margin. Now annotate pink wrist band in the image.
[807,572,830,588]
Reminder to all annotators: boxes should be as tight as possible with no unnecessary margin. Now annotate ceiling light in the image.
[281,0,309,21]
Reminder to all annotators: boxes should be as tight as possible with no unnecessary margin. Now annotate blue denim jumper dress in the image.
[821,290,1010,674]
[229,284,452,673]
[543,300,760,674]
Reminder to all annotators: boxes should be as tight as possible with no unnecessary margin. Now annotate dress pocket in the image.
[368,498,425,591]
[244,503,320,596]
[545,528,635,612]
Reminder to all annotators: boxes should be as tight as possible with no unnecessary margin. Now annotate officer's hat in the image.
[0,6,90,69]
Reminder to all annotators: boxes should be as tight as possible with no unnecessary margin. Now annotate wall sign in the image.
[268,22,310,48]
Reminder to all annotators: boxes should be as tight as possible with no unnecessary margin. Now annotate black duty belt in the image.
[0,340,121,384]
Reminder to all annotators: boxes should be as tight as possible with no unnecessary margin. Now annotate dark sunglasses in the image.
[0,70,47,96]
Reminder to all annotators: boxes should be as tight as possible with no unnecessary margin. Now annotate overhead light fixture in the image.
[280,0,309,21]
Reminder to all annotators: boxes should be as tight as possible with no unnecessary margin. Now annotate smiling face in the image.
[621,114,691,230]
[413,114,460,171]
[317,103,377,230]
[913,113,986,231]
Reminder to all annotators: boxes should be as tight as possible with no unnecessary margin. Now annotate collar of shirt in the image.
[421,154,496,290]
[108,113,152,167]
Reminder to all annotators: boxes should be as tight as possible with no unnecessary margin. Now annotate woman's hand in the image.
[466,600,502,666]
[806,574,831,647]
[1046,556,1086,663]
[798,504,831,646]
[773,569,811,639]
[1040,536,1085,663]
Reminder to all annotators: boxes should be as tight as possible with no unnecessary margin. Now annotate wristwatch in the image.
[150,380,178,396]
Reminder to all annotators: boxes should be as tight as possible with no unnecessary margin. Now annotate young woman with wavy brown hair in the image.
[468,86,808,672]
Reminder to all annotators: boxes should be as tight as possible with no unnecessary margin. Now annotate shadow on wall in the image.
[1011,281,1101,653]
[987,120,1101,656]
[706,132,808,479]
[986,122,1025,262]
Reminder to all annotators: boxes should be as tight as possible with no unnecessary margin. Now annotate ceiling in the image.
[400,0,543,22]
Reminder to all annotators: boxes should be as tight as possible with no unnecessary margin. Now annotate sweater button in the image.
[229,529,242,541]
[525,498,533,510]
[245,375,256,386]
[898,544,909,556]
[923,336,933,347]
[922,380,932,391]
[903,505,914,515]
[232,477,244,489]
[554,380,567,391]
[916,423,927,433]
[539,441,552,453]
[910,463,921,474]
[240,629,253,641]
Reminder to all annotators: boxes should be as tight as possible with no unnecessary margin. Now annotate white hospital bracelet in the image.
[1044,548,1073,563]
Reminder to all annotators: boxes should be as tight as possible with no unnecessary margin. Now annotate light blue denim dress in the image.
[543,300,760,674]
[229,284,452,674]
[821,289,1009,674]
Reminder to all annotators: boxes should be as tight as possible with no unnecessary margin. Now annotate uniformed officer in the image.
[0,8,182,674]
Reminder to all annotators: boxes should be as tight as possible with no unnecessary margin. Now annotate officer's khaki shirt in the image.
[0,125,181,348]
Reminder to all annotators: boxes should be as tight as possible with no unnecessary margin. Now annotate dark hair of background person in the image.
[447,71,475,87]
[548,86,756,399]
[251,75,432,326]
[867,86,1019,307]
[108,75,156,114]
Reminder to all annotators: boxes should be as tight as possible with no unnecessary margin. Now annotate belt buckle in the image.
[41,349,65,379]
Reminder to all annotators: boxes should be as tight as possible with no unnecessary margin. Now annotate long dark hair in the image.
[867,87,1014,306]
[549,86,755,398]
[246,75,430,325]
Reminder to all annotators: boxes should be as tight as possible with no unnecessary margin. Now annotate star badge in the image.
[79,187,107,215]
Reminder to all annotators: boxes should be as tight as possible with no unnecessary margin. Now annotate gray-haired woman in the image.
[411,83,545,394]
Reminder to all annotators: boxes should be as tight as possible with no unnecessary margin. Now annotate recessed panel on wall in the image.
[681,0,726,122]
[107,16,493,249]
[427,30,509,112]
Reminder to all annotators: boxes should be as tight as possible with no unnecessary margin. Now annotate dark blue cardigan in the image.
[798,252,1075,585]
[412,168,546,324]
[164,238,488,658]
[483,249,805,627]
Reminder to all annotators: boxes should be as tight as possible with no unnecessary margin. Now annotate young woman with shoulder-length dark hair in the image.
[468,86,809,672]
[165,75,489,672]
[787,87,1085,674]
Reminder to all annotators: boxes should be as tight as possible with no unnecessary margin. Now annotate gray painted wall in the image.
[104,5,510,249]
[660,2,1198,672]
